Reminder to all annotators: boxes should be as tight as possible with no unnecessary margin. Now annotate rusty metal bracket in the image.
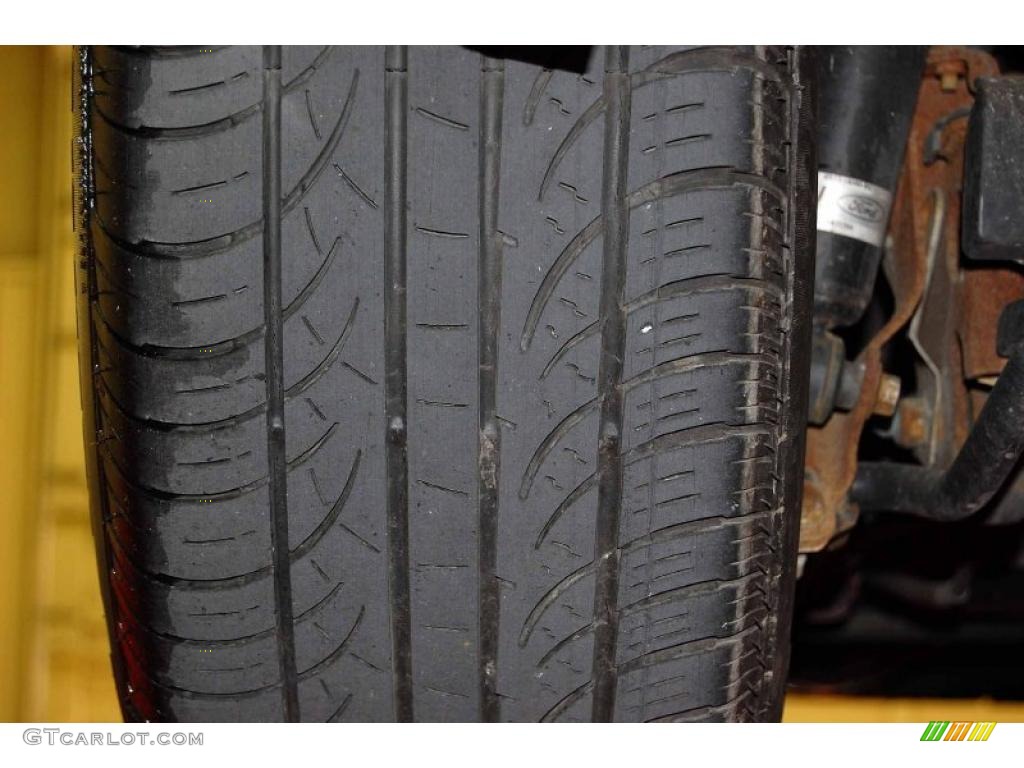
[801,205,927,551]
[800,47,1006,552]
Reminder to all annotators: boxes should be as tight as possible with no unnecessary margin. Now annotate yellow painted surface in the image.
[784,694,1024,723]
[0,44,1018,725]
[0,45,119,723]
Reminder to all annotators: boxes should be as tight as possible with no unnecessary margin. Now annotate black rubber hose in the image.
[852,353,1024,522]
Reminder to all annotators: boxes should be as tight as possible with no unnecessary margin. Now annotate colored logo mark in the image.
[921,721,996,741]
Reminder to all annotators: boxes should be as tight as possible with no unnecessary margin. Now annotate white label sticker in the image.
[816,170,893,247]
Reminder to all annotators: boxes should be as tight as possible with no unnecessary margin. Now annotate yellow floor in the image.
[0,44,1018,724]
[0,45,121,723]
[783,694,1024,723]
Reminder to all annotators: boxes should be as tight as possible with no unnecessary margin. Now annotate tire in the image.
[73,45,816,723]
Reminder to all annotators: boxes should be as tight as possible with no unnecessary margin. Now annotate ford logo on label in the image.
[818,171,893,247]
[838,194,884,223]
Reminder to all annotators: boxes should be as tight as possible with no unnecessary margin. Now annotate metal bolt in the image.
[894,397,929,448]
[873,373,901,417]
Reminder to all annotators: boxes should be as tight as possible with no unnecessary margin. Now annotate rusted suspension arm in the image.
[852,302,1024,522]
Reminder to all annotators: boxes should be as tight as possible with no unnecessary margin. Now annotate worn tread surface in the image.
[74,44,814,722]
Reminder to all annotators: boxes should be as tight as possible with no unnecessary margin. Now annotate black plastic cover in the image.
[963,77,1024,262]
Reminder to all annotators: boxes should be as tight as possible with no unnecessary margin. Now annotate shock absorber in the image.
[808,46,927,424]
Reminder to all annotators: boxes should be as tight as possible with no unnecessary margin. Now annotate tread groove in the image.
[590,46,632,723]
[477,55,505,723]
[384,44,414,723]
[261,45,300,722]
